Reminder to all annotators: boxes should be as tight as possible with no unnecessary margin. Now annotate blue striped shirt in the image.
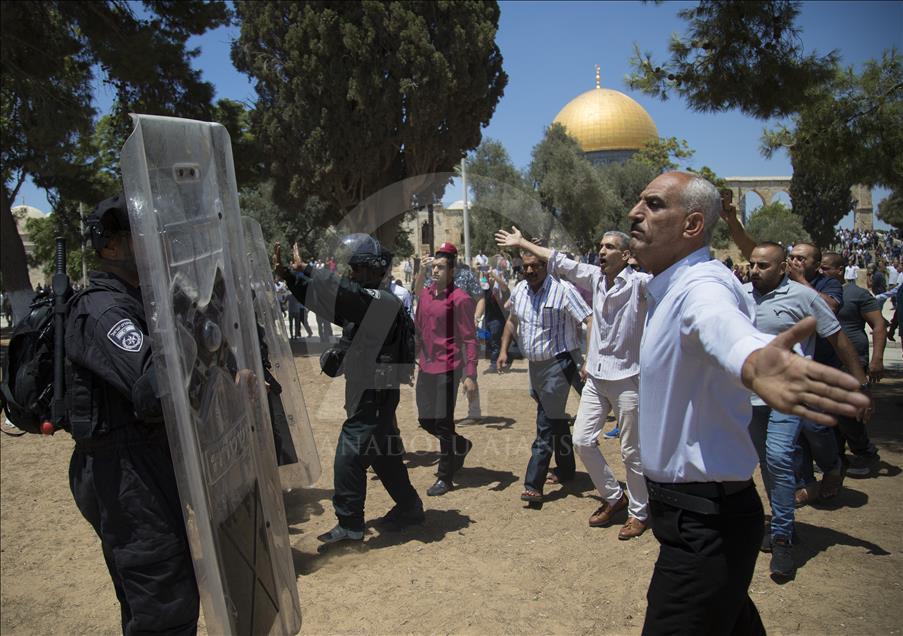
[509,275,591,361]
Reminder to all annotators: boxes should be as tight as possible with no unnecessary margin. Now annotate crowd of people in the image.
[270,171,872,634]
[16,172,887,634]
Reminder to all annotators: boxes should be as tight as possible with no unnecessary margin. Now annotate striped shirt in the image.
[509,275,591,361]
[548,250,651,380]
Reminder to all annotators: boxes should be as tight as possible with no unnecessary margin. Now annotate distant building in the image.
[406,201,465,257]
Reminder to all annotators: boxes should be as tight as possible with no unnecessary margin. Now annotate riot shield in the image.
[242,216,321,490]
[120,114,302,636]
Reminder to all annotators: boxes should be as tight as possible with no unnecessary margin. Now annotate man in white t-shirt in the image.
[843,262,860,284]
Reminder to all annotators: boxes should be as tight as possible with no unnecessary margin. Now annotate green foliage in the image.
[528,124,618,251]
[1,1,230,291]
[789,153,854,249]
[212,99,267,189]
[468,132,667,255]
[466,139,534,254]
[632,137,695,172]
[23,206,97,281]
[1,0,230,205]
[232,1,507,242]
[627,1,838,119]
[877,190,903,229]
[744,202,811,246]
[240,181,329,256]
[761,50,901,246]
[594,160,659,235]
[762,51,902,190]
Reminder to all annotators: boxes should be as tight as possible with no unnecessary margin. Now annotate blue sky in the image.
[15,1,902,228]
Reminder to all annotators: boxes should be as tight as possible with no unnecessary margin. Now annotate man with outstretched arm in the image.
[628,172,869,635]
[496,227,650,539]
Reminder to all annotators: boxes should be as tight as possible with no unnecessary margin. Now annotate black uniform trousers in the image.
[416,369,470,483]
[642,481,766,636]
[333,388,420,531]
[523,351,582,492]
[69,427,198,636]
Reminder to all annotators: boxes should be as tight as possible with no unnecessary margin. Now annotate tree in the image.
[528,124,618,251]
[627,1,838,119]
[788,154,853,249]
[24,206,97,283]
[466,139,534,254]
[239,181,328,256]
[231,1,507,245]
[762,51,902,187]
[762,51,902,245]
[1,0,230,318]
[744,202,811,246]
[632,136,695,172]
[877,190,903,230]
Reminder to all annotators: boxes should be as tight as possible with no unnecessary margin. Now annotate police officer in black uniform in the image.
[275,235,424,544]
[66,194,198,634]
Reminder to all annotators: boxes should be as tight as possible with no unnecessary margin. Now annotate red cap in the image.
[437,241,458,256]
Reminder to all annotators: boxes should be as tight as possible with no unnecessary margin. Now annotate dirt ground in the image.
[2,334,902,635]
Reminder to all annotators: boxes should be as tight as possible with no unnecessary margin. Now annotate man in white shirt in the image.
[627,171,869,635]
[844,262,860,284]
[474,250,489,273]
[496,228,651,539]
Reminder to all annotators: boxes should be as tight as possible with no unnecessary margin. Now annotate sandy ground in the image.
[2,331,902,635]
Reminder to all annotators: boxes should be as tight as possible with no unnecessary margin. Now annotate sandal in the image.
[546,470,573,485]
[520,489,543,503]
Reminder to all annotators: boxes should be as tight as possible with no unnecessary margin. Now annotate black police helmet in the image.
[338,233,392,272]
[85,192,130,252]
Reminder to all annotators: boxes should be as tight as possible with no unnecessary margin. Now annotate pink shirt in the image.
[415,282,478,377]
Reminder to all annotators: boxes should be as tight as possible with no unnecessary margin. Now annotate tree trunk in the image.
[0,185,34,322]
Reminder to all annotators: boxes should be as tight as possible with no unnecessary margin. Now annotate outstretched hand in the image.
[741,317,870,426]
[495,226,524,249]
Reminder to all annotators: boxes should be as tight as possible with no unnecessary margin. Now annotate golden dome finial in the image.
[595,64,601,89]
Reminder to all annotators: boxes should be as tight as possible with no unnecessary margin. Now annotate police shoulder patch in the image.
[107,318,144,352]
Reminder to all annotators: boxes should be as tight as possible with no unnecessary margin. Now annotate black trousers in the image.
[334,388,420,531]
[416,369,470,482]
[643,482,766,636]
[70,427,199,636]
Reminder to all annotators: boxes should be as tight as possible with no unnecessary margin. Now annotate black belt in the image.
[646,479,753,515]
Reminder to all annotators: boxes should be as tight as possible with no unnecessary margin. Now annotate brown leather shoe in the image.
[618,516,647,540]
[589,493,628,527]
[795,483,819,508]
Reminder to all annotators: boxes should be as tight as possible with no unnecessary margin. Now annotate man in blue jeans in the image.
[744,242,867,579]
[786,243,867,505]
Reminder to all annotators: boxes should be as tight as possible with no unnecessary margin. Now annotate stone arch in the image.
[723,177,873,229]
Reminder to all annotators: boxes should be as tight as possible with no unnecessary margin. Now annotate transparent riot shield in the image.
[241,216,321,490]
[120,114,302,636]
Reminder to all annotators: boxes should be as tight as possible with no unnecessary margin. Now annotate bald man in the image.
[627,171,869,635]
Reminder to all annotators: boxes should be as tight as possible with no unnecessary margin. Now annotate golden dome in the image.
[553,73,658,153]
